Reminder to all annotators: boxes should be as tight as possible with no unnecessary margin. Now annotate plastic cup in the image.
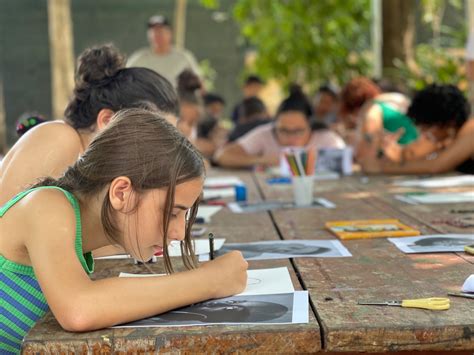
[292,175,314,207]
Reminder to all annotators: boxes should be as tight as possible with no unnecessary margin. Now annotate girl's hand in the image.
[381,128,404,162]
[256,154,280,168]
[200,250,248,299]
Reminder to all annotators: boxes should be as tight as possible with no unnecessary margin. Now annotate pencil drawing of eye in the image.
[247,277,262,285]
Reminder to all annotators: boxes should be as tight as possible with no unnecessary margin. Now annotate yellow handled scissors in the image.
[358,297,450,311]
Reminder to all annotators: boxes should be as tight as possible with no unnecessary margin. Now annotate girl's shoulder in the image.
[10,121,81,156]
[15,188,77,236]
[14,187,76,219]
[459,118,474,136]
[2,188,77,262]
[25,120,80,141]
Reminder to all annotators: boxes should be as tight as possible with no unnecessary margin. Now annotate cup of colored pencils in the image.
[282,147,317,207]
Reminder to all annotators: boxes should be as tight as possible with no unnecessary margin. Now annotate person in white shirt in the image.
[127,15,201,87]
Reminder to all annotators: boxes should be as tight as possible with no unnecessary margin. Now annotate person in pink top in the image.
[214,86,345,168]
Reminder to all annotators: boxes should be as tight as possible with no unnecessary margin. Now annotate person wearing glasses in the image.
[214,86,345,168]
[360,84,474,175]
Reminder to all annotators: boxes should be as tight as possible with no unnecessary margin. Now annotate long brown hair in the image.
[34,108,205,273]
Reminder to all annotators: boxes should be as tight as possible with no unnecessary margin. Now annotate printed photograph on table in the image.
[227,198,335,213]
[114,292,309,327]
[326,219,420,240]
[316,147,353,175]
[201,239,351,261]
[388,234,474,254]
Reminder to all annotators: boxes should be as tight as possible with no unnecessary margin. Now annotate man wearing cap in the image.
[127,15,201,86]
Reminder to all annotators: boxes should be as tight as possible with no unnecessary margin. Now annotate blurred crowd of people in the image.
[2,14,474,177]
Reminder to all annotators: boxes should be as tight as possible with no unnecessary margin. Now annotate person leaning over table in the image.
[0,43,179,206]
[214,85,345,168]
[360,84,474,175]
[338,76,416,161]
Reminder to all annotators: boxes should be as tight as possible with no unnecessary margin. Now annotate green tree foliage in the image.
[394,44,466,92]
[232,0,371,88]
[395,0,467,93]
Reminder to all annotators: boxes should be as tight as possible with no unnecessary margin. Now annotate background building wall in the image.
[0,0,244,147]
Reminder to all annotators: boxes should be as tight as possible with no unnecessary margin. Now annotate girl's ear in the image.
[96,109,115,131]
[109,176,137,213]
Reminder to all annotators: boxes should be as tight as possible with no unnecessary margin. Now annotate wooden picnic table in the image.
[256,173,474,353]
[22,171,474,354]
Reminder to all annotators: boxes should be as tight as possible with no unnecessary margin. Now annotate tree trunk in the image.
[174,0,187,50]
[381,0,416,80]
[48,0,75,119]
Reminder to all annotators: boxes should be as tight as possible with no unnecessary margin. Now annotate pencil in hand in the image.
[208,233,215,260]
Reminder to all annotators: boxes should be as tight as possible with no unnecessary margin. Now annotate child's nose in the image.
[168,221,186,242]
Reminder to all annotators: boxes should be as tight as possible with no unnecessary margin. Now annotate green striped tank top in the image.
[0,186,94,354]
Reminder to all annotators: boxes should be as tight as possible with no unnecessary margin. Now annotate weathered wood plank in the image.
[256,173,474,352]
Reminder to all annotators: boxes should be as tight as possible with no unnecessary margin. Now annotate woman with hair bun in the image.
[0,44,179,205]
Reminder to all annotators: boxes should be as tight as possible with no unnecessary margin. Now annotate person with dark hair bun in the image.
[215,85,345,168]
[360,84,474,174]
[0,43,179,205]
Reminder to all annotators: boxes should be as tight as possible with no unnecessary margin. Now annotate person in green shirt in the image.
[339,76,418,162]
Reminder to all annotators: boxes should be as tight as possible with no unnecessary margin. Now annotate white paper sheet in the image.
[119,267,295,296]
[397,192,474,204]
[388,234,474,253]
[239,267,295,296]
[168,239,225,257]
[462,274,474,293]
[394,175,474,188]
[196,205,223,223]
[227,198,335,213]
[204,177,244,188]
[94,254,130,260]
[200,239,352,261]
[203,187,235,200]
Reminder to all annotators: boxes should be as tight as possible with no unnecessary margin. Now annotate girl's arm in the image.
[214,143,278,168]
[355,104,384,161]
[362,132,474,174]
[25,192,247,332]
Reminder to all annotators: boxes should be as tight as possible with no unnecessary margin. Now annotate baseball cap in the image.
[147,15,171,28]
